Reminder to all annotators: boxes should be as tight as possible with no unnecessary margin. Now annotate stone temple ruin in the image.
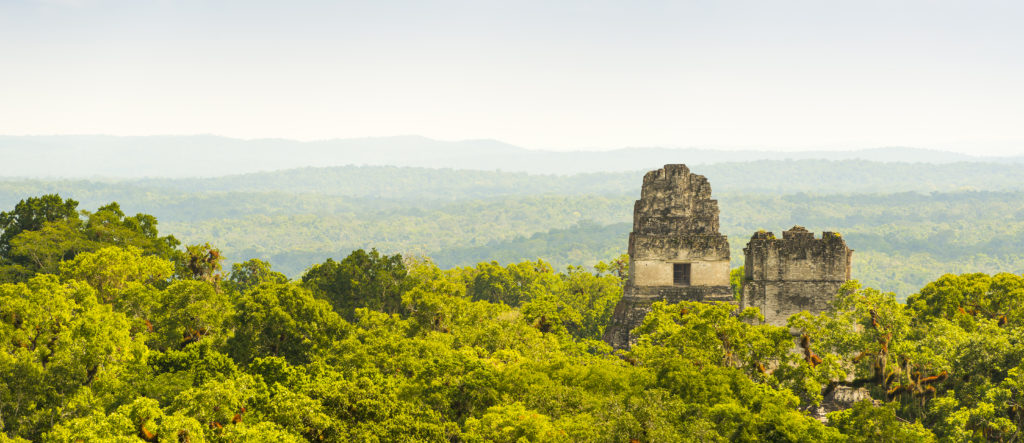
[603,164,853,349]
[603,164,734,349]
[741,227,853,327]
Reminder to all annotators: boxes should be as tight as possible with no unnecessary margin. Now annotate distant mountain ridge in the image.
[1,134,1017,178]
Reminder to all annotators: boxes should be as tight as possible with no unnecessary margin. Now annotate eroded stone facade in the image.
[603,164,733,349]
[603,164,855,349]
[740,227,853,326]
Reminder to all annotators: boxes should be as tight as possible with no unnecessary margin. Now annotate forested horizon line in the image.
[4,159,1024,196]
[3,161,1024,298]
[3,134,1023,178]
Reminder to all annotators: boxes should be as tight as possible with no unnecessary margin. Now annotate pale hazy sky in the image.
[1,0,1022,154]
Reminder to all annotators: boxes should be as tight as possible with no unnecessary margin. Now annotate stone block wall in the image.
[602,167,856,349]
[629,233,730,287]
[740,227,853,326]
[626,164,732,290]
[603,164,734,349]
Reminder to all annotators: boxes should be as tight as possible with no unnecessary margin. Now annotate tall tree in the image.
[301,249,413,320]
[0,194,79,257]
[1,196,180,282]
[227,258,288,293]
[229,282,348,364]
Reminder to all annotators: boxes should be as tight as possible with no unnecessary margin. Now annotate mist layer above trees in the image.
[3,161,1023,298]
[2,135,1018,178]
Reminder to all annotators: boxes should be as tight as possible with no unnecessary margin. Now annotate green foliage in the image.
[0,196,179,283]
[59,246,174,304]
[229,282,348,365]
[7,163,1024,298]
[227,258,287,293]
[463,402,566,442]
[594,254,629,281]
[10,170,1024,300]
[828,401,935,442]
[907,272,1024,329]
[5,195,1024,441]
[301,249,413,320]
[0,194,78,257]
[7,219,91,277]
[730,265,745,300]
[152,281,235,351]
[0,275,143,440]
[464,260,553,307]
[459,260,623,341]
[151,189,1024,299]
[635,301,793,375]
[83,202,181,260]
[180,242,224,283]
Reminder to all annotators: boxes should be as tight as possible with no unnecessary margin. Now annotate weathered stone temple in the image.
[603,165,735,349]
[740,227,853,327]
[603,164,853,349]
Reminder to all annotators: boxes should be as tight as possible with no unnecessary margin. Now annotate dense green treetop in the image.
[0,194,79,256]
[2,195,1024,441]
[0,196,180,282]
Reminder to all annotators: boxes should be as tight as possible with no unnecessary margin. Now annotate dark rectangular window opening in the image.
[673,263,691,286]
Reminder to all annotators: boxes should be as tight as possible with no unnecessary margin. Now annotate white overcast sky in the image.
[1,0,1022,154]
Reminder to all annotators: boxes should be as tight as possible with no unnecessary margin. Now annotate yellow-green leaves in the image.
[59,246,173,303]
[0,275,138,439]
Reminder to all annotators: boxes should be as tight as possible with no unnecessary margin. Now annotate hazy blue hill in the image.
[127,166,642,198]
[0,134,1011,178]
[121,160,1024,196]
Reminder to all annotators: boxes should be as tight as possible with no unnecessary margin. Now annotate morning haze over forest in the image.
[3,0,1024,441]
[3,136,1023,296]
[1,135,1020,177]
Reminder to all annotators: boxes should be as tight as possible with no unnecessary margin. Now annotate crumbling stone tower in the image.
[603,164,734,349]
[740,227,853,326]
